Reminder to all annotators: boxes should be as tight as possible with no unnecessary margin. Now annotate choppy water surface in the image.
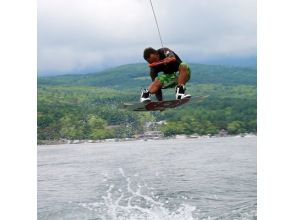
[38,136,256,220]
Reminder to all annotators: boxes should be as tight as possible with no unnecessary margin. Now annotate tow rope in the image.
[149,0,164,48]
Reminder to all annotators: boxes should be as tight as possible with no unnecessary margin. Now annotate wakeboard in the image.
[119,96,208,112]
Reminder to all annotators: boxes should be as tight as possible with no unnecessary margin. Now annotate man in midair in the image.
[140,47,191,102]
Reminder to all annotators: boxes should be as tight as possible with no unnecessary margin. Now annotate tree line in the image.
[37,84,256,143]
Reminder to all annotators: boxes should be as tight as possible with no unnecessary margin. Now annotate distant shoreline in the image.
[37,133,256,146]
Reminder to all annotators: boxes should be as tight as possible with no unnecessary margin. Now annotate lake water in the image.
[38,136,257,220]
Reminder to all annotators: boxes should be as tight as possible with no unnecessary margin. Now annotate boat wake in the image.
[79,168,196,220]
[77,168,256,220]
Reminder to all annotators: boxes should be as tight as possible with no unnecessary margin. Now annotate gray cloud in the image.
[38,0,256,75]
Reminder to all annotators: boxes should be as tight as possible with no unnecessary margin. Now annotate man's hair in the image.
[143,47,157,60]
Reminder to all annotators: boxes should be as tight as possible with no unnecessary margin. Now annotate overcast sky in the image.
[38,0,256,75]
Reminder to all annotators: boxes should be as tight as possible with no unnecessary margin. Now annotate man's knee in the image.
[179,64,189,73]
[179,63,191,81]
[149,80,162,93]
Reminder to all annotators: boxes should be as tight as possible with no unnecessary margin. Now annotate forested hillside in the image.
[37,63,256,143]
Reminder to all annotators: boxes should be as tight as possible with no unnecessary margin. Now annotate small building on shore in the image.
[139,131,164,139]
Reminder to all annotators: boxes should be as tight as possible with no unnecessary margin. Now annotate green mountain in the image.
[38,63,256,89]
[37,63,257,143]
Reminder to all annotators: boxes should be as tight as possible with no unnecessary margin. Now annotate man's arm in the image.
[150,69,158,82]
[148,48,176,67]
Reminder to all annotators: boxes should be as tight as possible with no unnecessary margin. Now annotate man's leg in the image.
[149,80,163,101]
[175,63,191,99]
[140,79,163,102]
[177,63,190,85]
[148,79,162,94]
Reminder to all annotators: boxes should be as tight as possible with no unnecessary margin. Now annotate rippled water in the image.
[38,136,256,220]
